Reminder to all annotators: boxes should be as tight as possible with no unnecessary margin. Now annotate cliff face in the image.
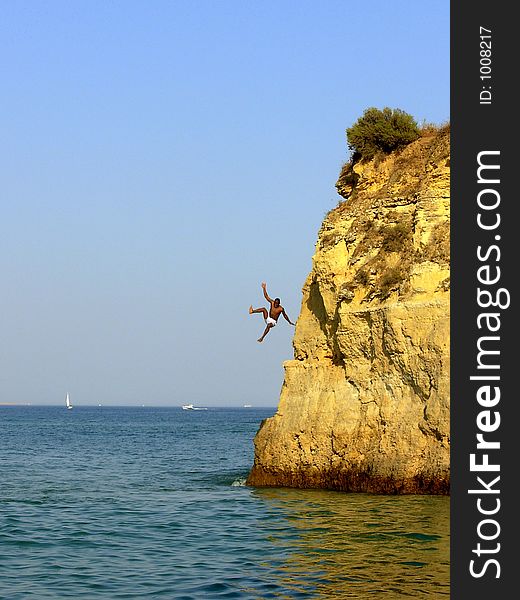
[247,129,450,494]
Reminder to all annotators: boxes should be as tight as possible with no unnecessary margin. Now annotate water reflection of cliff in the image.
[252,488,449,598]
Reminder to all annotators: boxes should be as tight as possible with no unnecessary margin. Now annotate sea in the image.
[0,406,449,599]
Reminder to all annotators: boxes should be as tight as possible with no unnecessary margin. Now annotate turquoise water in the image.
[0,407,449,598]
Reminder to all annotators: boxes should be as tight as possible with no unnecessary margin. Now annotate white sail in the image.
[66,393,72,409]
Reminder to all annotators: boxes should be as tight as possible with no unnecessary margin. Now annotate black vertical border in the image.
[451,2,515,597]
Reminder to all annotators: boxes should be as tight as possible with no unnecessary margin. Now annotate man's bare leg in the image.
[258,324,273,343]
[249,306,268,319]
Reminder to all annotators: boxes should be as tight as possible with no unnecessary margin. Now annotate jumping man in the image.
[249,282,295,342]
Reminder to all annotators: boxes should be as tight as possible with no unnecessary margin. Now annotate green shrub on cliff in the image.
[347,107,420,161]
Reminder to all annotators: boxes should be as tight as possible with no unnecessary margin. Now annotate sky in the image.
[0,0,449,407]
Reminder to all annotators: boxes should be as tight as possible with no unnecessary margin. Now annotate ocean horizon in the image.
[0,405,279,410]
[1,405,449,598]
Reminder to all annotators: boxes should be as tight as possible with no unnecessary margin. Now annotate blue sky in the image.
[1,1,449,406]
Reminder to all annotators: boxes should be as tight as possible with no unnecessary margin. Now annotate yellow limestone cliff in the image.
[247,128,450,494]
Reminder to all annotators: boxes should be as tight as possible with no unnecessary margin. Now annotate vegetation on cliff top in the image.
[346,107,420,161]
[336,118,450,202]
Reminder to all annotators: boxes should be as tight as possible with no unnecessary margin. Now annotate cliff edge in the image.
[247,128,450,494]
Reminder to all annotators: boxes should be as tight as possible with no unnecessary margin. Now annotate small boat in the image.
[66,393,73,410]
[243,404,252,408]
[182,403,207,411]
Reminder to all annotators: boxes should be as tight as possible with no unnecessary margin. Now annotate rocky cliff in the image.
[247,127,450,494]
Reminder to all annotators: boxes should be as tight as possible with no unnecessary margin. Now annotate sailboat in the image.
[66,393,73,410]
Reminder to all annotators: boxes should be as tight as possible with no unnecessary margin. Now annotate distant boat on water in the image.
[66,393,73,410]
[182,403,207,411]
[243,404,252,408]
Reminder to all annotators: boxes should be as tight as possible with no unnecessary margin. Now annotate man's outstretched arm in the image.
[282,309,296,326]
[261,282,273,303]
